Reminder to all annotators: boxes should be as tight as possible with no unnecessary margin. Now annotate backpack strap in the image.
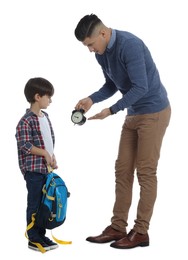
[26,212,36,232]
[51,231,72,245]
[42,184,55,201]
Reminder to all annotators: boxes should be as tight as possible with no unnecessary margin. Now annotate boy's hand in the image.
[51,155,58,169]
[44,151,52,165]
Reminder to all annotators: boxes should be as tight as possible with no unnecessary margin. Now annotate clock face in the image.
[71,111,83,124]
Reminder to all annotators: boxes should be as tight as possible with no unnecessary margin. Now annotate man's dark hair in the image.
[74,14,102,41]
[24,77,54,103]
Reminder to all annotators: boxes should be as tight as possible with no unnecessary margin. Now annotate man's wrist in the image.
[109,107,115,115]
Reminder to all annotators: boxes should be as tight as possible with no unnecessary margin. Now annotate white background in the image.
[1,0,187,259]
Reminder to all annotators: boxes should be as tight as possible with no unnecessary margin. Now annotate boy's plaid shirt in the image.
[15,109,55,176]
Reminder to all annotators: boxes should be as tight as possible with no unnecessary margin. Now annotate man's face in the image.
[82,31,108,55]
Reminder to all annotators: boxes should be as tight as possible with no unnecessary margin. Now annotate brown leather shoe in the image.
[110,229,149,249]
[86,226,127,243]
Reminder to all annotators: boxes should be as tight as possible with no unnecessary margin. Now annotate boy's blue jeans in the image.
[25,171,47,241]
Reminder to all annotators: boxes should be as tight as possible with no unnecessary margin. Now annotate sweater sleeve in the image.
[89,69,118,103]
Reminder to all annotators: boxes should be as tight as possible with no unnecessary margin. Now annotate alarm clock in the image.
[71,109,86,125]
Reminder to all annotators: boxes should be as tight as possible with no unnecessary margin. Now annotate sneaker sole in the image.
[49,244,59,250]
[28,245,51,252]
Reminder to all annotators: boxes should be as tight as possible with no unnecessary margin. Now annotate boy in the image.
[15,77,58,251]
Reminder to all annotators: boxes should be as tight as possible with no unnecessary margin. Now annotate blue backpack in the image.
[35,172,70,229]
[26,172,71,253]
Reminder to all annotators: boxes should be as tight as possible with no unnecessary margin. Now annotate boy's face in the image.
[36,94,52,109]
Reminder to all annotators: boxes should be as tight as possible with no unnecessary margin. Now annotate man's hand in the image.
[75,97,93,113]
[88,108,111,120]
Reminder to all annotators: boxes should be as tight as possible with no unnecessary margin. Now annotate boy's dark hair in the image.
[74,14,102,41]
[24,77,54,103]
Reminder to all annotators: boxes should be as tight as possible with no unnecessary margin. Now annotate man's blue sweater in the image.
[89,29,170,115]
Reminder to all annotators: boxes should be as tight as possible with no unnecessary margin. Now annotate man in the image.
[74,14,171,249]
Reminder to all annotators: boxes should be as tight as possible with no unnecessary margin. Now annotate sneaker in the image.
[41,236,58,250]
[28,241,51,252]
